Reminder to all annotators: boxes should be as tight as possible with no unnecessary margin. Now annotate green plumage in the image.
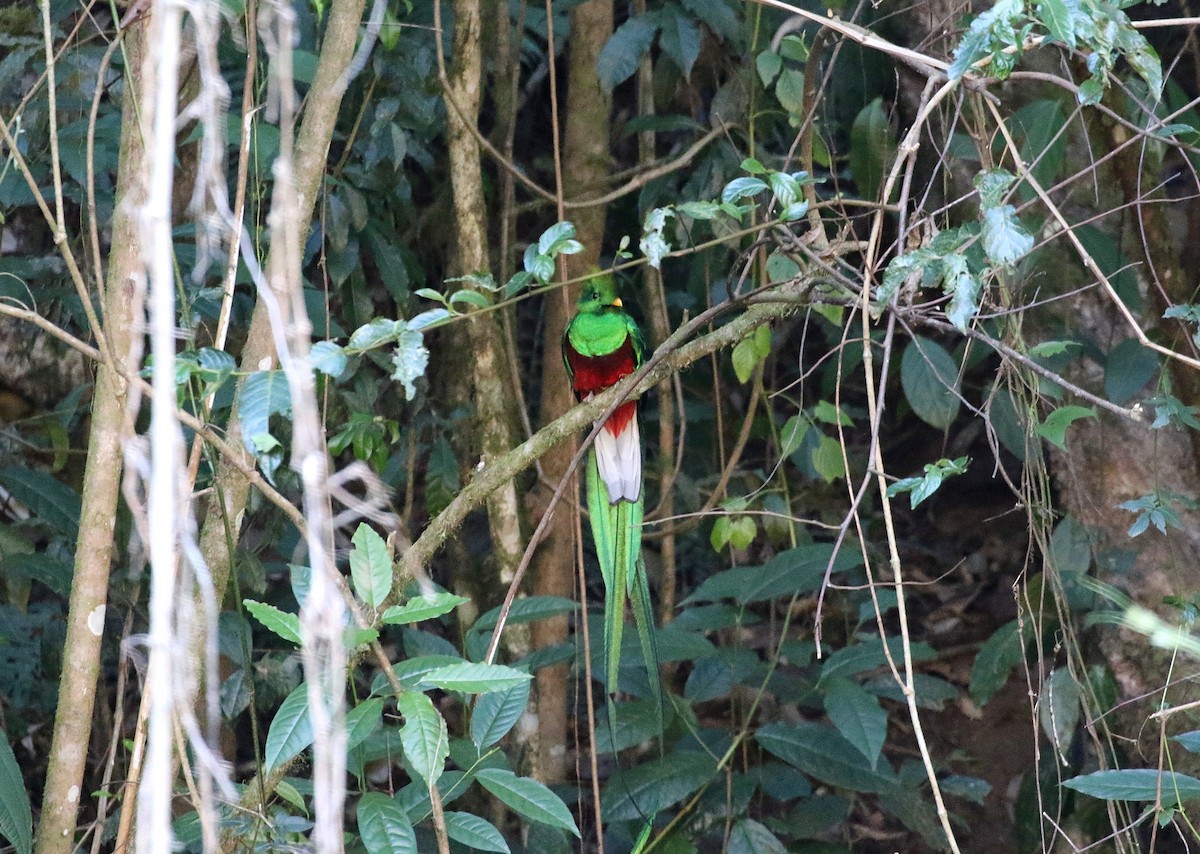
[563,275,659,709]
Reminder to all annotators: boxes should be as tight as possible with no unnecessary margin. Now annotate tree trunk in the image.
[528,0,613,783]
[33,17,145,854]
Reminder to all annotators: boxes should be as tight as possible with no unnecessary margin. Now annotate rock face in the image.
[0,315,89,416]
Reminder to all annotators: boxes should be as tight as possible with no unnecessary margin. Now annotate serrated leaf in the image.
[901,336,961,430]
[477,769,580,837]
[382,592,470,625]
[264,684,313,772]
[1063,769,1200,806]
[982,206,1034,266]
[1034,405,1095,451]
[756,50,782,86]
[472,679,531,749]
[823,677,888,770]
[349,523,392,609]
[1038,0,1078,49]
[774,67,805,114]
[731,335,760,383]
[0,730,31,854]
[942,252,982,331]
[596,15,659,91]
[391,328,429,400]
[398,691,448,787]
[422,662,533,694]
[243,599,302,646]
[443,812,510,853]
[357,792,417,854]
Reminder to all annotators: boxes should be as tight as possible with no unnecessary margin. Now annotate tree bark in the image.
[33,18,145,854]
[444,0,527,610]
[529,0,613,782]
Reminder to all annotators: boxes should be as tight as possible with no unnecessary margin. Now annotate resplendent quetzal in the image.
[562,273,659,699]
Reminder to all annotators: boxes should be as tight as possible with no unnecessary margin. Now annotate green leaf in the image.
[942,252,982,331]
[773,67,805,114]
[422,662,533,694]
[601,752,716,820]
[346,698,384,750]
[398,691,448,787]
[679,0,739,41]
[640,206,674,269]
[0,731,31,854]
[349,317,401,350]
[357,792,417,854]
[310,340,347,378]
[727,818,788,854]
[659,5,702,78]
[1039,667,1080,757]
[243,599,301,646]
[731,334,760,383]
[810,432,844,483]
[1034,406,1096,451]
[756,50,782,86]
[0,467,81,539]
[683,542,860,605]
[473,596,578,631]
[900,337,961,430]
[823,677,888,770]
[969,619,1027,705]
[472,679,531,749]
[448,289,492,310]
[595,698,672,752]
[981,206,1034,266]
[1104,339,1159,405]
[849,97,895,202]
[237,371,292,453]
[476,769,580,837]
[1063,769,1200,806]
[382,592,470,625]
[264,684,313,772]
[1172,731,1200,753]
[596,15,659,91]
[757,720,898,793]
[349,523,392,609]
[721,176,769,204]
[779,415,809,458]
[443,812,510,853]
[391,328,429,400]
[1038,0,1078,49]
[536,221,577,256]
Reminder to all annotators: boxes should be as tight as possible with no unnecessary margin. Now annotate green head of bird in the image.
[577,273,622,313]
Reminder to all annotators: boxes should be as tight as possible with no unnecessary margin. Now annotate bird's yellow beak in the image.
[612,297,623,307]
